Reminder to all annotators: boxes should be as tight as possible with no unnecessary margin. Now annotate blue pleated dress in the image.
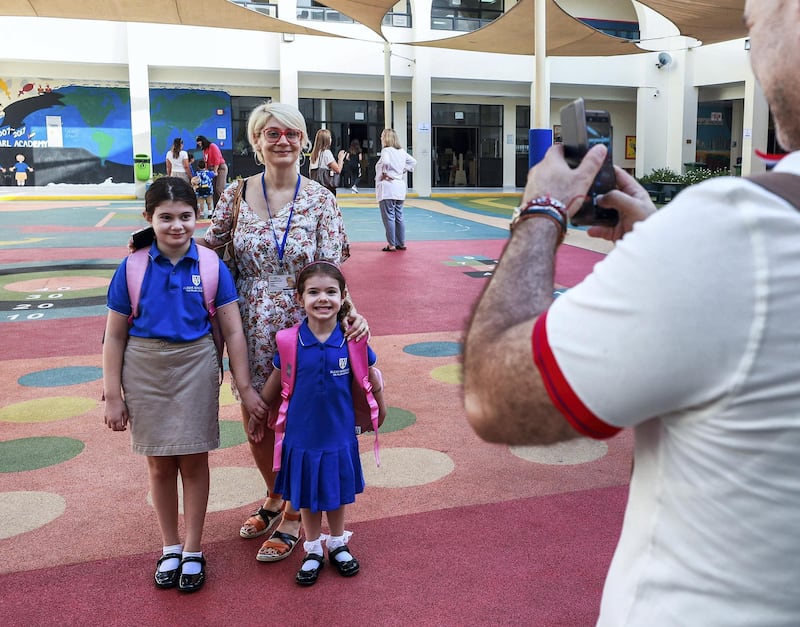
[273,320,375,512]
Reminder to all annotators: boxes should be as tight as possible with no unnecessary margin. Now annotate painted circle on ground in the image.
[403,341,462,358]
[430,363,462,384]
[0,491,67,539]
[6,276,109,292]
[149,466,267,514]
[361,447,454,488]
[219,419,247,448]
[510,439,608,465]
[219,384,236,406]
[374,407,415,434]
[0,437,85,472]
[0,396,97,423]
[18,366,103,387]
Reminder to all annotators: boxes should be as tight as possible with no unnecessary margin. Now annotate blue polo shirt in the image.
[274,321,376,449]
[107,239,238,342]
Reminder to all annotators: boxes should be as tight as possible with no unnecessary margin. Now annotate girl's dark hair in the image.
[144,176,199,217]
[196,135,211,149]
[296,261,351,321]
[171,137,182,159]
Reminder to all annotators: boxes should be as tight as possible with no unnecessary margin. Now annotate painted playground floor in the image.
[0,194,630,626]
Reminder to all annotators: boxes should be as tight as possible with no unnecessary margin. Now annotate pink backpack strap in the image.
[272,326,299,471]
[196,245,223,378]
[348,337,381,467]
[125,248,150,324]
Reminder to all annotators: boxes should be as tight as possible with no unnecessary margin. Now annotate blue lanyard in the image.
[262,172,301,264]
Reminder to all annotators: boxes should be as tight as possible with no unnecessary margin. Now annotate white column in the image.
[742,74,768,175]
[411,48,432,196]
[503,104,517,188]
[278,37,299,106]
[127,24,152,199]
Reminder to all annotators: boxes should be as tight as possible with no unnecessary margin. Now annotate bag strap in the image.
[229,178,245,238]
[748,172,800,211]
[197,245,224,379]
[125,248,150,324]
[272,325,299,471]
[348,336,381,467]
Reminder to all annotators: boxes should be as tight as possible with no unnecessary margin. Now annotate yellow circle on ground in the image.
[0,491,66,539]
[6,276,109,292]
[361,447,454,488]
[219,385,237,406]
[0,396,97,423]
[148,467,267,514]
[510,439,608,465]
[430,363,462,385]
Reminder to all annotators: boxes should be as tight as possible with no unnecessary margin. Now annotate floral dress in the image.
[204,177,350,396]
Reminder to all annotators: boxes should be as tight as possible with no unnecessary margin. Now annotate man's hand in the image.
[589,166,657,241]
[522,143,607,217]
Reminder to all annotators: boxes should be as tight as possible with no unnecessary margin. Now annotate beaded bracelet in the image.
[510,196,568,232]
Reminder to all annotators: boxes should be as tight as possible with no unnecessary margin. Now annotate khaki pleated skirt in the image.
[122,335,220,456]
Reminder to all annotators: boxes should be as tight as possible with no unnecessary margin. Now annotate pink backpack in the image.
[270,325,385,471]
[125,244,225,379]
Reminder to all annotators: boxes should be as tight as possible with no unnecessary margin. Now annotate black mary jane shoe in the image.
[329,545,360,577]
[295,553,325,586]
[154,553,182,589]
[177,555,206,593]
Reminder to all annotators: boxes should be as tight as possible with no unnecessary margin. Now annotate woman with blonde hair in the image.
[375,128,416,251]
[309,128,346,195]
[202,102,369,564]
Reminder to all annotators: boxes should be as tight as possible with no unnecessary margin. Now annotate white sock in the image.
[301,538,323,571]
[326,535,353,563]
[181,550,203,575]
[158,544,182,572]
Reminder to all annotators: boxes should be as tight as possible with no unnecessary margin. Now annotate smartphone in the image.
[131,226,155,249]
[559,97,619,227]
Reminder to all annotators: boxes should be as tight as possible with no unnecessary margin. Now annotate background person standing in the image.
[375,129,416,252]
[196,135,228,208]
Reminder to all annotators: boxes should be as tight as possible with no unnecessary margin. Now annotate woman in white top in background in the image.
[375,128,416,252]
[165,138,192,184]
[309,129,345,196]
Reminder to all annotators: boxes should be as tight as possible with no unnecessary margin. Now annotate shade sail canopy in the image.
[2,0,340,37]
[413,0,642,57]
[2,0,749,54]
[637,0,746,46]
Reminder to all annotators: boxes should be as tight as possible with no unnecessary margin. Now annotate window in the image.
[431,0,503,32]
[296,1,354,23]
[226,1,278,19]
[382,1,412,28]
[578,18,640,41]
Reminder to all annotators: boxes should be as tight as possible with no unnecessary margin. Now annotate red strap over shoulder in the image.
[125,248,150,324]
[348,336,382,467]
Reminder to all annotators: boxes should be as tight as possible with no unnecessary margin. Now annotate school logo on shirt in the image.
[339,357,348,370]
[192,274,201,286]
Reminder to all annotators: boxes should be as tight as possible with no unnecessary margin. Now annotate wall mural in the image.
[0,78,232,186]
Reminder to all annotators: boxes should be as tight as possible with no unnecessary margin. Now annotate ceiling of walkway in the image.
[4,0,748,56]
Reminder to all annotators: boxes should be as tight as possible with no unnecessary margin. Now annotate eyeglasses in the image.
[262,128,303,144]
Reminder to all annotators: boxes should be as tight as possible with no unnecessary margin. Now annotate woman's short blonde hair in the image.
[381,128,401,149]
[247,102,311,164]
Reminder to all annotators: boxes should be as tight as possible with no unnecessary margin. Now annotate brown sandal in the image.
[256,511,302,562]
[239,501,285,539]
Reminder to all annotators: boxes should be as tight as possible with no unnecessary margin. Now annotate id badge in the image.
[267,273,295,292]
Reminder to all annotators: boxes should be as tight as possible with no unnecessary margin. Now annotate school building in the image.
[0,0,764,196]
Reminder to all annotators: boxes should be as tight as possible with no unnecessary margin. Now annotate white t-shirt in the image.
[165,149,189,175]
[534,151,800,625]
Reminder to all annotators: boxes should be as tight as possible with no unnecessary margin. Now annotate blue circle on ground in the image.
[403,341,461,358]
[19,366,104,388]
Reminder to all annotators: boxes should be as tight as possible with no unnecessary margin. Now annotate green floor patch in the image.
[0,436,85,472]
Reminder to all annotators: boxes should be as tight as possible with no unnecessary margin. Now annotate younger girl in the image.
[252,261,385,586]
[102,177,266,593]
